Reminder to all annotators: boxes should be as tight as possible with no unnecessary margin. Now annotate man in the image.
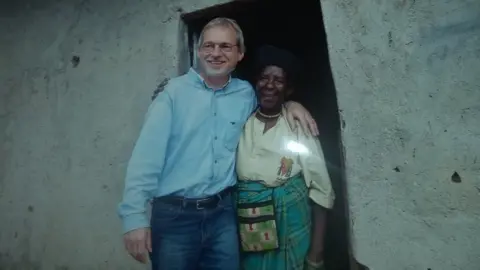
[118,17,319,270]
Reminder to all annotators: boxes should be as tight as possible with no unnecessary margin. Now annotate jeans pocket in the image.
[218,193,234,210]
[151,201,183,223]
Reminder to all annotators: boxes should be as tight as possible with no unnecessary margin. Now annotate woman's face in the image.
[256,65,289,110]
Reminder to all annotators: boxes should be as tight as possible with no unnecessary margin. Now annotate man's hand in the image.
[124,227,152,264]
[285,101,319,136]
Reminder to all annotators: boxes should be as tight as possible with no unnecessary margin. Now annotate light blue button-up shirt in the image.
[118,68,257,233]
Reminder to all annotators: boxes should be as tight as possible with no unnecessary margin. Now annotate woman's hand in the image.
[307,249,324,264]
[305,250,326,270]
[306,204,327,268]
[284,101,319,136]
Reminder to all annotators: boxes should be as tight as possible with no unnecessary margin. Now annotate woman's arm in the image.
[308,204,327,263]
[297,130,335,265]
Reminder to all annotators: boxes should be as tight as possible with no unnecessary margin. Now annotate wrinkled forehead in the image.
[261,65,286,77]
[202,25,237,44]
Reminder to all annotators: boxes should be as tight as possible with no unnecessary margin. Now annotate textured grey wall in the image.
[320,0,480,269]
[1,0,479,269]
[0,0,228,269]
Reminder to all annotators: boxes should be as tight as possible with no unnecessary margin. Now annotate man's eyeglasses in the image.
[200,42,238,53]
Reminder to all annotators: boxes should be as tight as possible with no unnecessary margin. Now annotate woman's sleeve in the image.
[297,130,335,209]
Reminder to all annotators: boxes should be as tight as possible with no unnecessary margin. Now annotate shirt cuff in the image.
[309,189,334,209]
[122,213,150,233]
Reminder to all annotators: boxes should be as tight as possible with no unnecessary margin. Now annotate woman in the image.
[236,45,334,270]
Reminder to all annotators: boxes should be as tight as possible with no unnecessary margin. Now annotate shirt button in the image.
[214,112,217,116]
[214,160,218,164]
[214,136,217,140]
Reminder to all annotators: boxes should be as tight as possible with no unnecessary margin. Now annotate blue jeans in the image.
[149,193,239,270]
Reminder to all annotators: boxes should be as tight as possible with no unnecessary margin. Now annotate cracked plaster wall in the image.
[320,0,480,269]
[1,0,479,269]
[0,0,229,269]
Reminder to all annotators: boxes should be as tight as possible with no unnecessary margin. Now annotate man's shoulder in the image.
[163,73,192,90]
[151,73,192,101]
[228,78,255,102]
[230,77,254,92]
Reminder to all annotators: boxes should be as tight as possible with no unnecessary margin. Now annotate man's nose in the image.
[211,45,222,56]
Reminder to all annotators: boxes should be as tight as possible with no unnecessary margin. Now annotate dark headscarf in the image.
[253,45,300,87]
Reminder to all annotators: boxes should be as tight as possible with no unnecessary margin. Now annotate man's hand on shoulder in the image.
[151,78,170,101]
[284,101,319,136]
[123,227,152,264]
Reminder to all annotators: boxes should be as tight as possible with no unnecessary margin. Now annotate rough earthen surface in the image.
[320,0,480,269]
[1,0,479,269]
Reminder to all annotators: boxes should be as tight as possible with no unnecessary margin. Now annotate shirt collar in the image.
[188,67,231,91]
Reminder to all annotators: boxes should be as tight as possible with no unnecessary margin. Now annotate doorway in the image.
[183,0,350,269]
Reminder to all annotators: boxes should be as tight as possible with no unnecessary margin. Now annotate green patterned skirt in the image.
[237,174,311,270]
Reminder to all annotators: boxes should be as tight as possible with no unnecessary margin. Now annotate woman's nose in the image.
[266,80,274,88]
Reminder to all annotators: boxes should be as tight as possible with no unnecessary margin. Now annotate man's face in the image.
[197,26,244,77]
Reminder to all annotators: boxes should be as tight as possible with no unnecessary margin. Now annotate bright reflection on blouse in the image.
[286,141,309,154]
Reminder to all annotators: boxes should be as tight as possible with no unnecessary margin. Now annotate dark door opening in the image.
[183,1,351,269]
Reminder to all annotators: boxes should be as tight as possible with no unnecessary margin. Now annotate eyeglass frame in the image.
[199,42,239,53]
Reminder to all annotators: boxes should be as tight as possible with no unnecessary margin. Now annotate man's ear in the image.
[238,52,245,62]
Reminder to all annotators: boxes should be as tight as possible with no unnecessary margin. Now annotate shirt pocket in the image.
[222,118,243,152]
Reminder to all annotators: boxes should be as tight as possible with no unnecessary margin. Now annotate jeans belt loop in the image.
[182,199,187,208]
